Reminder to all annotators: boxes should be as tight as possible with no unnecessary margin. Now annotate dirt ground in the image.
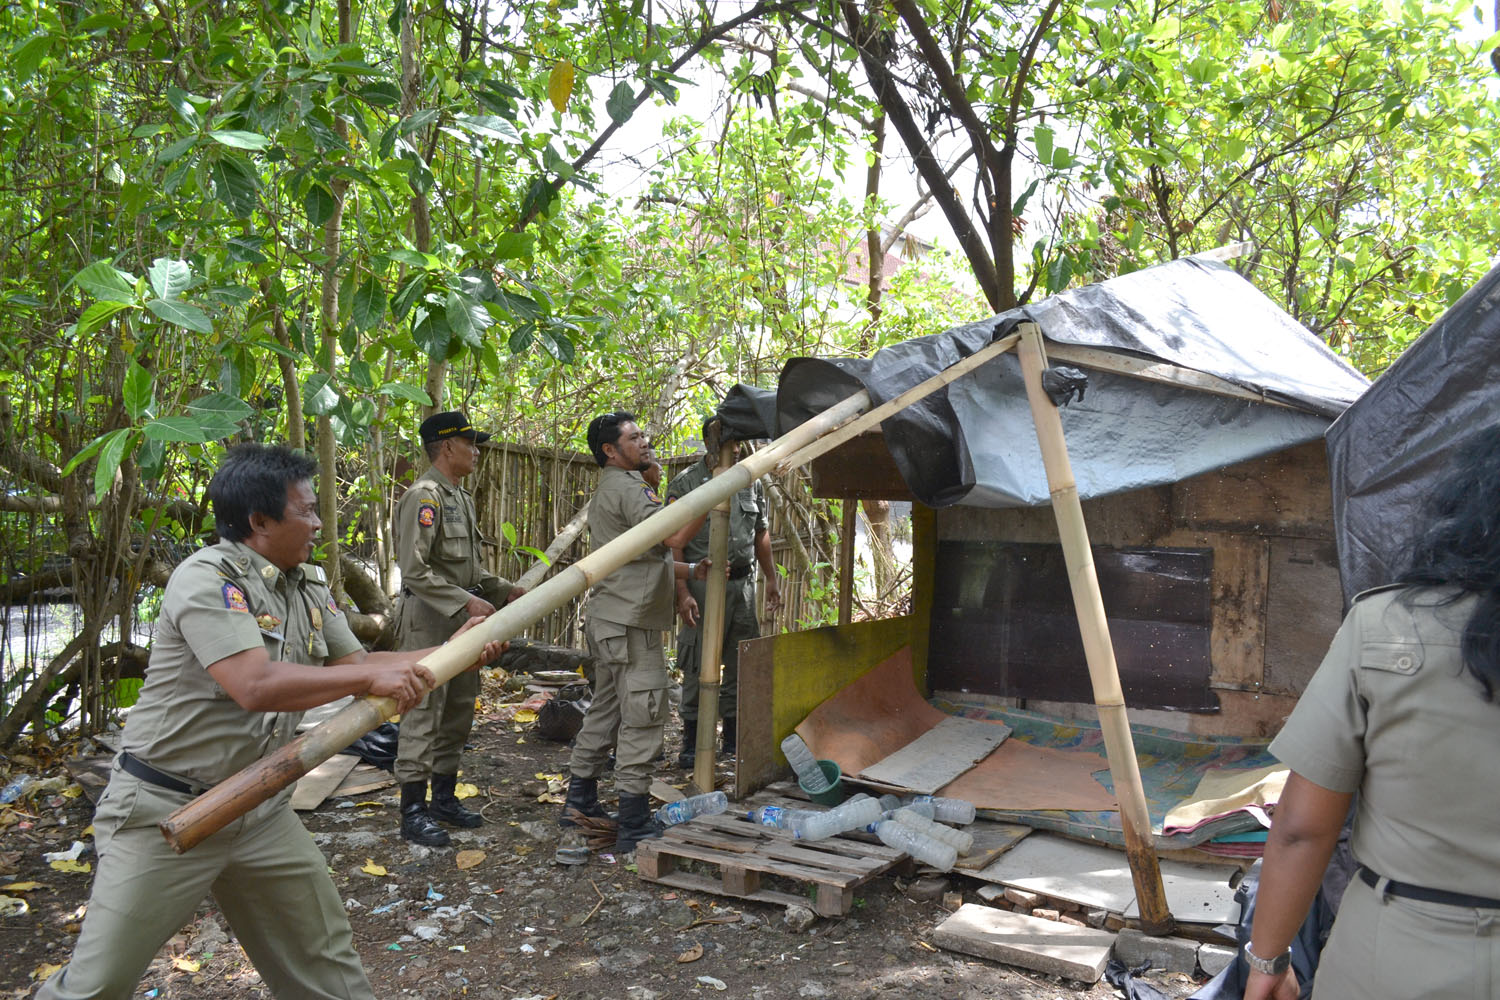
[0,689,1209,1000]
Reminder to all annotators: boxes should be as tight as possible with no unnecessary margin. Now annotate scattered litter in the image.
[448,944,467,952]
[385,944,402,951]
[426,884,444,901]
[695,976,727,991]
[42,842,87,864]
[412,923,442,941]
[519,943,537,954]
[676,944,704,963]
[371,902,401,915]
[0,895,28,917]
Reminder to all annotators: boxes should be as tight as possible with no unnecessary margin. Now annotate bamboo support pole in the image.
[691,439,735,795]
[161,329,1027,853]
[837,502,856,626]
[1015,322,1174,935]
[513,503,589,593]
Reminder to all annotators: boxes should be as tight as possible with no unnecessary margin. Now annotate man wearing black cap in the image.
[392,410,525,846]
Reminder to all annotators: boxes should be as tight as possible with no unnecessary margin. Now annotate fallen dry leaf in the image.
[676,944,704,963]
[360,859,388,877]
[81,825,94,838]
[48,860,90,874]
[455,850,485,870]
[1,881,45,892]
[454,782,480,800]
[31,962,62,982]
[353,801,384,808]
[0,895,28,917]
[171,956,200,972]
[513,709,537,724]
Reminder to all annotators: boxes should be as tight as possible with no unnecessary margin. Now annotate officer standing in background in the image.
[667,419,781,769]
[556,411,710,862]
[393,410,525,847]
[38,444,502,1000]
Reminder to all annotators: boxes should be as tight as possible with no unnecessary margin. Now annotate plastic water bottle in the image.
[780,734,830,793]
[894,806,974,856]
[905,795,977,825]
[0,775,35,804]
[746,804,817,831]
[878,794,903,811]
[654,791,728,827]
[791,795,882,841]
[865,798,932,833]
[875,820,957,871]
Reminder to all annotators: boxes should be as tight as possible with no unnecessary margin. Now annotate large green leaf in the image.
[352,276,387,332]
[492,232,534,261]
[411,307,452,358]
[70,261,136,303]
[14,34,53,84]
[187,392,254,422]
[208,130,271,150]
[142,416,207,443]
[123,361,154,419]
[75,299,134,336]
[391,274,427,320]
[606,82,636,124]
[209,154,258,218]
[452,114,520,143]
[446,291,491,347]
[146,298,213,334]
[93,428,136,502]
[376,381,433,405]
[147,258,193,300]
[305,184,336,227]
[165,85,202,129]
[302,373,340,415]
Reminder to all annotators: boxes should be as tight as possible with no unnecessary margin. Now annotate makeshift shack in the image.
[734,257,1369,859]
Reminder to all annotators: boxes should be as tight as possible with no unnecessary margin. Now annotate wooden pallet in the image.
[634,811,910,916]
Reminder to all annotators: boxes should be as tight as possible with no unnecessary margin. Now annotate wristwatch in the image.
[1244,945,1291,975]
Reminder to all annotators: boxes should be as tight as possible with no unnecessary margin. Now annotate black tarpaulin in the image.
[1325,260,1500,607]
[775,257,1368,508]
[716,383,779,442]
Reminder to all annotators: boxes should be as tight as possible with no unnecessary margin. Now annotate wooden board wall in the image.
[735,615,917,799]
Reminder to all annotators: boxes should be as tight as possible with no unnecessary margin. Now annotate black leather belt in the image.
[727,563,754,580]
[1358,864,1500,910]
[119,751,206,796]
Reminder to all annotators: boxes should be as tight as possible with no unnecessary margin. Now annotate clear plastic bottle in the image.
[0,774,35,805]
[746,804,817,831]
[779,734,830,792]
[904,795,977,825]
[874,820,957,871]
[865,798,932,833]
[893,806,975,856]
[790,795,883,841]
[654,791,728,827]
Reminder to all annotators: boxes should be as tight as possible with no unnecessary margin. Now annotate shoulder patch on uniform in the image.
[418,501,438,527]
[642,485,662,505]
[327,595,341,616]
[222,582,249,612]
[666,493,679,504]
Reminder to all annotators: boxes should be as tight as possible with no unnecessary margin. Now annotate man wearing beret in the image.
[393,410,525,846]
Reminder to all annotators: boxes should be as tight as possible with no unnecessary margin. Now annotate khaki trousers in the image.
[393,598,473,783]
[568,619,669,795]
[676,574,759,723]
[38,763,372,1000]
[1313,868,1500,999]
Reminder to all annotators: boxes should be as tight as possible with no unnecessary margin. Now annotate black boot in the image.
[558,776,613,826]
[613,793,662,854]
[720,716,737,756]
[399,780,450,847]
[676,719,696,770]
[428,773,483,828]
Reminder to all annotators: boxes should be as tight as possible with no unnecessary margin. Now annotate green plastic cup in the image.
[799,759,846,806]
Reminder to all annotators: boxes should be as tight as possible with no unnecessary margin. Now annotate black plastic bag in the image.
[339,721,400,771]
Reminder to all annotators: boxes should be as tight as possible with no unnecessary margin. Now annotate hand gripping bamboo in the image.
[160,330,1023,852]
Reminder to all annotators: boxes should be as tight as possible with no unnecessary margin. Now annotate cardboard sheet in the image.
[795,647,1117,812]
[857,715,1010,793]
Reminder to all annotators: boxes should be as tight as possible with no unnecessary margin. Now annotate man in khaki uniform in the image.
[393,410,524,846]
[667,426,780,769]
[556,411,709,861]
[39,444,499,1000]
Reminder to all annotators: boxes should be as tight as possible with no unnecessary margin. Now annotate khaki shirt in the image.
[394,466,499,616]
[587,466,673,629]
[1270,585,1500,898]
[121,541,362,787]
[665,457,768,569]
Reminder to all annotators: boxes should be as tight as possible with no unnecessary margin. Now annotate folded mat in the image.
[795,647,1118,813]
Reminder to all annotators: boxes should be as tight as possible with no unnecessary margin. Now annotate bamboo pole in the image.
[161,330,1028,852]
[1015,322,1175,935]
[837,502,856,626]
[691,439,735,795]
[514,503,589,593]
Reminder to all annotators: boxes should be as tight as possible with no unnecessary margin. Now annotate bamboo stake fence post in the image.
[691,439,734,795]
[160,329,1027,853]
[1015,322,1174,935]
[837,503,856,625]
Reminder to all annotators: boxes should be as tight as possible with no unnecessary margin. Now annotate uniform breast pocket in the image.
[307,629,329,660]
[260,629,284,661]
[1359,641,1423,676]
[437,535,469,559]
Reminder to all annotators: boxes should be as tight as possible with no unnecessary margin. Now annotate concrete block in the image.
[1004,887,1042,909]
[933,903,1115,984]
[942,892,964,912]
[1114,928,1201,974]
[1085,909,1109,928]
[1199,942,1237,977]
[1031,908,1061,921]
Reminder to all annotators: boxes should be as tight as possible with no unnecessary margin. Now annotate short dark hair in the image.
[586,411,636,467]
[1398,422,1500,698]
[210,444,319,542]
[423,439,444,462]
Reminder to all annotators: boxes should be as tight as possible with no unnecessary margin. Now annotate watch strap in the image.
[1244,945,1291,975]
